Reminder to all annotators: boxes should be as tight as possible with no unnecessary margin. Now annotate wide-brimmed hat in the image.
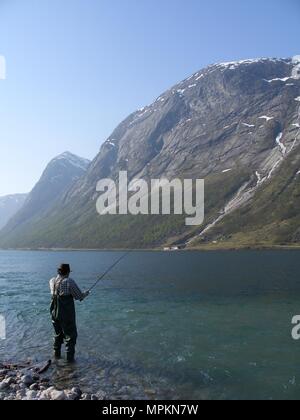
[57,264,71,276]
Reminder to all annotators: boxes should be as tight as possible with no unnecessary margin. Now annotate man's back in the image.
[50,276,85,301]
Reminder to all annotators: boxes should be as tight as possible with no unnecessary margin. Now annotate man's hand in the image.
[83,291,90,299]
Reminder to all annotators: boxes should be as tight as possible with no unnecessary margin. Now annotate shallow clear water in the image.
[1,250,300,400]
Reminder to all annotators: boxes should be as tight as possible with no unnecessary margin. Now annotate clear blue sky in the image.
[0,0,299,195]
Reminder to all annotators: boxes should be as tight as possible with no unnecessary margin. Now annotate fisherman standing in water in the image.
[50,264,89,363]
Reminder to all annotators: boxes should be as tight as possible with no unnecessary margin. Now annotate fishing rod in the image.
[88,251,131,292]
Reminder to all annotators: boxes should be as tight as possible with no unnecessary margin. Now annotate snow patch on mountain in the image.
[242,123,255,128]
[265,77,290,83]
[255,171,266,185]
[211,58,287,72]
[106,141,116,148]
[276,133,286,155]
[293,56,300,64]
[292,55,300,79]
[195,74,204,81]
[262,55,300,83]
[259,116,274,122]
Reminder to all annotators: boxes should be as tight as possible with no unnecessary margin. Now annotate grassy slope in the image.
[0,168,250,249]
[192,145,300,249]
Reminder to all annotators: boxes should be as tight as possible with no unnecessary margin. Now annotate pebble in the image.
[50,390,66,401]
[21,374,34,387]
[39,391,50,400]
[25,390,38,400]
[0,363,109,401]
[5,377,15,386]
[65,387,82,400]
[0,381,9,391]
[73,386,82,395]
[17,388,26,396]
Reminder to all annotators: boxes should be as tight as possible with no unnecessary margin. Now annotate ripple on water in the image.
[2,250,300,400]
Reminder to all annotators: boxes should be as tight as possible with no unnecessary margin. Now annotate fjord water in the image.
[1,250,300,400]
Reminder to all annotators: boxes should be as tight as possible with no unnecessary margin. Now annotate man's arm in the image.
[69,279,89,301]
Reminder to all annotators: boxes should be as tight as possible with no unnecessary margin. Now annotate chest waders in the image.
[50,277,78,362]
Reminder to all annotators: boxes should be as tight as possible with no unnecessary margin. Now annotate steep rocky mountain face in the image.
[0,152,90,245]
[0,57,300,249]
[0,194,27,230]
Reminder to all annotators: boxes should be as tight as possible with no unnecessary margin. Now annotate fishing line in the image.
[88,251,132,293]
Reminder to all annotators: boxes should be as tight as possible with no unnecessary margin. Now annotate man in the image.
[50,264,89,363]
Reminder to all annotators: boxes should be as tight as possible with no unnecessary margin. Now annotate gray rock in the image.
[39,390,50,400]
[37,386,55,400]
[71,387,82,396]
[0,369,8,376]
[64,391,77,401]
[16,389,26,400]
[44,386,55,394]
[50,390,66,401]
[65,387,82,401]
[4,377,14,386]
[0,380,9,390]
[21,374,34,387]
[25,390,38,400]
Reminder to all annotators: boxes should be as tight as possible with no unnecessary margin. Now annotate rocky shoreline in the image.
[0,361,106,401]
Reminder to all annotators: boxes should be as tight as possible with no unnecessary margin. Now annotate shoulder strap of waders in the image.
[53,276,64,297]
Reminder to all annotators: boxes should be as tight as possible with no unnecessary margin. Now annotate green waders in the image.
[50,292,78,362]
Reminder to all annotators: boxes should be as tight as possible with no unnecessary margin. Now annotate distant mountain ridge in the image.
[0,152,90,243]
[0,56,300,249]
[0,194,28,230]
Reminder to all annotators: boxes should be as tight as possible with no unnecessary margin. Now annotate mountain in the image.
[0,194,28,230]
[0,56,300,249]
[0,152,90,246]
